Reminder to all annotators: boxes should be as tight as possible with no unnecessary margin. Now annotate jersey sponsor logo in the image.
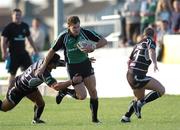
[68,48,79,52]
[14,35,25,41]
[68,39,72,42]
[23,29,26,33]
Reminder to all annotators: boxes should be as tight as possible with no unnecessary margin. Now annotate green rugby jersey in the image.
[52,28,101,64]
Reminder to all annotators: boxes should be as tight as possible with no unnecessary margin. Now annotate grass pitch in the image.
[0,95,180,130]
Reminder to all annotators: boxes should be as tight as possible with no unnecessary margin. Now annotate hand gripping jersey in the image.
[128,37,156,75]
[15,59,56,91]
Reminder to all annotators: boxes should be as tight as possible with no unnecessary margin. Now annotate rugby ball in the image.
[77,40,96,51]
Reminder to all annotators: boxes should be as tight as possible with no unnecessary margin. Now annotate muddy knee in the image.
[159,87,165,96]
[77,93,87,100]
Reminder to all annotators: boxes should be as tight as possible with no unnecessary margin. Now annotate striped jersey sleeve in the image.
[52,30,68,51]
[40,70,57,86]
[146,37,156,50]
[81,28,102,42]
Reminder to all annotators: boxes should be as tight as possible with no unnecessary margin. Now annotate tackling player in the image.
[121,27,165,123]
[0,53,82,124]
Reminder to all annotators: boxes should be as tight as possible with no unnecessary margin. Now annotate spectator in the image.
[174,17,180,33]
[156,19,172,61]
[117,10,127,47]
[26,17,46,63]
[140,0,157,33]
[171,0,180,33]
[155,0,172,27]
[1,8,37,93]
[123,0,141,46]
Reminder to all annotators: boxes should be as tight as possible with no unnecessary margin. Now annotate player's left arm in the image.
[42,72,82,91]
[149,41,158,72]
[50,77,82,91]
[39,71,71,91]
[87,30,107,49]
[82,29,107,53]
[96,37,107,49]
[149,48,158,72]
[50,80,72,91]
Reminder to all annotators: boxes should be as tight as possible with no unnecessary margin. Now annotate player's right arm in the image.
[0,36,8,60]
[1,24,10,60]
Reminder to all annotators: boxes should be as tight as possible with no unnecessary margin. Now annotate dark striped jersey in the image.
[128,37,156,75]
[1,22,30,54]
[52,28,101,64]
[15,59,56,91]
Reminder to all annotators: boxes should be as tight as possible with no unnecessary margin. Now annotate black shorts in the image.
[6,86,38,105]
[126,70,152,89]
[67,59,94,79]
[7,52,32,75]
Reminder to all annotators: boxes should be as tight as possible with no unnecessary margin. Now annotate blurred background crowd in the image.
[0,0,179,62]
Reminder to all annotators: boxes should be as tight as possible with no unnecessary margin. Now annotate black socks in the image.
[125,91,161,118]
[90,98,99,121]
[139,91,161,106]
[125,100,134,118]
[66,89,78,99]
[0,100,2,111]
[34,105,45,120]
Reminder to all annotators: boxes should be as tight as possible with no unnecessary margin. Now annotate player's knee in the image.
[1,108,10,112]
[159,87,165,96]
[77,93,87,100]
[0,104,13,112]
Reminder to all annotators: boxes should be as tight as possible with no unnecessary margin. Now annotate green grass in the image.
[0,95,180,130]
[0,77,8,80]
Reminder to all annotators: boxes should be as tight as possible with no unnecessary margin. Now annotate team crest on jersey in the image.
[23,29,26,33]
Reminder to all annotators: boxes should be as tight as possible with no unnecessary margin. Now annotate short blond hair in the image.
[67,16,80,26]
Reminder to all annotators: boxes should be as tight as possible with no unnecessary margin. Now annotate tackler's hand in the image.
[154,64,159,72]
[89,57,96,63]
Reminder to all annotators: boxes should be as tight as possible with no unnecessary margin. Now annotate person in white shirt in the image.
[26,18,46,62]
